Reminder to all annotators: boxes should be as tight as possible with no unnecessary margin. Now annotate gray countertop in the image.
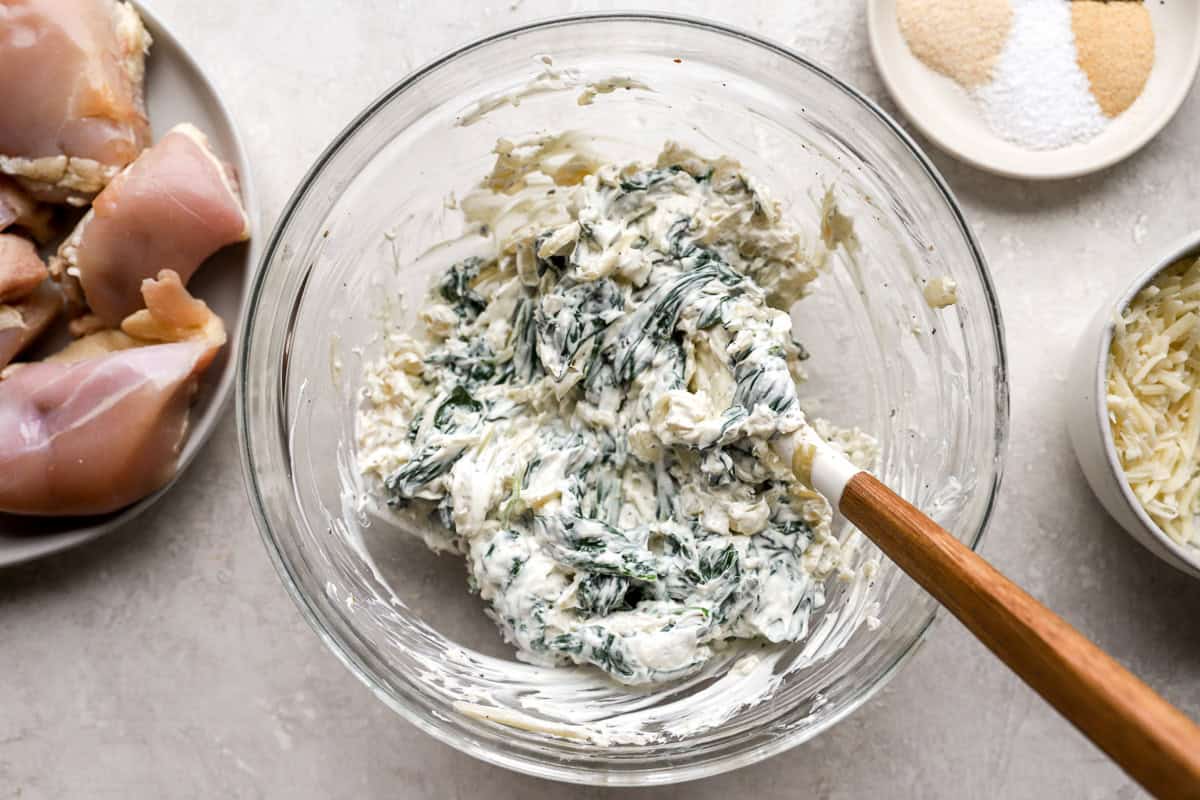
[2,2,1198,797]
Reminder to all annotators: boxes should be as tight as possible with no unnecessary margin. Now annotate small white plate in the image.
[0,2,259,567]
[867,0,1200,180]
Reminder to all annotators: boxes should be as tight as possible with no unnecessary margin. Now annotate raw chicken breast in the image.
[0,177,52,241]
[0,280,60,368]
[0,0,151,204]
[0,270,224,515]
[53,123,250,326]
[0,234,48,302]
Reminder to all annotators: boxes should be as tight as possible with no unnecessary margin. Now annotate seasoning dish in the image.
[1067,231,1200,580]
[867,0,1200,180]
[239,13,1007,784]
[0,2,258,567]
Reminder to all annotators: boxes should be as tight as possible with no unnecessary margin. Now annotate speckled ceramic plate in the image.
[0,2,258,567]
[867,0,1200,180]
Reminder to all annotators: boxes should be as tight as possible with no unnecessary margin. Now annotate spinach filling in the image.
[361,143,863,685]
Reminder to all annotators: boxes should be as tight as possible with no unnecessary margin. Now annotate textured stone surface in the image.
[2,1,1198,797]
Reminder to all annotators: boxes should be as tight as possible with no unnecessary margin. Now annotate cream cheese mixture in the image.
[358,135,876,685]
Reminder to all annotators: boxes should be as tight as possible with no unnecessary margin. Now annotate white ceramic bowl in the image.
[867,0,1200,180]
[1067,232,1200,580]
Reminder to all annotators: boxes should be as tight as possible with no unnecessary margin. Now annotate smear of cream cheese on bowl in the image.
[456,55,653,127]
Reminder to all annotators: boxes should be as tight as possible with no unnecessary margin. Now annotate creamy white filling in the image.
[358,136,877,684]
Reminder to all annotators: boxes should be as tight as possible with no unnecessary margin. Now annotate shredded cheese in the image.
[1107,256,1200,550]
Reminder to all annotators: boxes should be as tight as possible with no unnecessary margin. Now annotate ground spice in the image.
[896,0,1157,150]
[1071,1,1155,117]
[896,0,1012,88]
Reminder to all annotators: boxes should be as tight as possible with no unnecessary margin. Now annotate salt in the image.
[973,0,1108,150]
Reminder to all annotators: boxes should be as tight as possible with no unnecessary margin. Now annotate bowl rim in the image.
[1089,230,1200,576]
[237,10,1010,785]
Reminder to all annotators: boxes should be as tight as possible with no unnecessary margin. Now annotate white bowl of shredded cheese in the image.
[1069,232,1200,580]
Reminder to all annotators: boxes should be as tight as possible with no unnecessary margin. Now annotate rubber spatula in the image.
[773,429,1200,799]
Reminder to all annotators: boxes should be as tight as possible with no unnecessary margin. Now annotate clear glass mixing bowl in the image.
[238,13,1008,786]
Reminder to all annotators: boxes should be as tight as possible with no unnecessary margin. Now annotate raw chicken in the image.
[0,0,152,204]
[0,280,60,368]
[0,270,224,515]
[0,233,59,369]
[53,123,250,326]
[44,269,222,365]
[0,177,52,241]
[120,268,226,345]
[0,234,48,302]
[0,341,213,515]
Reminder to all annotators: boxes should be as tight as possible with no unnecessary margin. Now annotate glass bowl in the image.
[238,13,1008,786]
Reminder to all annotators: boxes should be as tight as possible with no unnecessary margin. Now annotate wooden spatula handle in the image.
[841,472,1200,799]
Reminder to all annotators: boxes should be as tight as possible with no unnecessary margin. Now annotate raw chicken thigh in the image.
[0,234,48,302]
[0,177,52,241]
[0,234,58,368]
[53,123,250,326]
[0,280,59,368]
[0,270,225,515]
[0,0,152,204]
